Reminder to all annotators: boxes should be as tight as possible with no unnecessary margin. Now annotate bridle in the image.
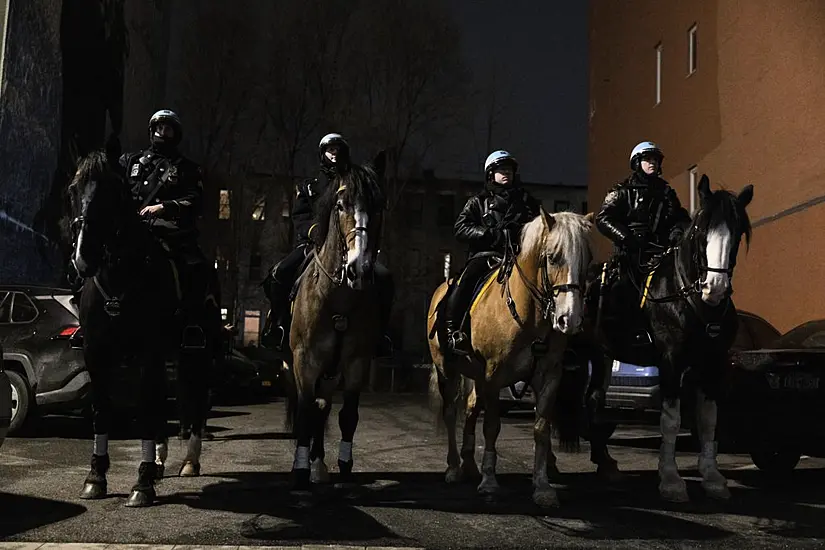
[312,184,378,288]
[502,231,584,325]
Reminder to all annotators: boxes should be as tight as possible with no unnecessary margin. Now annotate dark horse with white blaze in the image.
[283,158,386,492]
[68,151,221,507]
[569,174,753,503]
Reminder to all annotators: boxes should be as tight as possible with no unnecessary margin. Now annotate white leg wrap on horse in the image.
[294,445,310,469]
[339,440,353,463]
[481,450,496,475]
[141,439,156,463]
[93,434,109,456]
[185,434,202,462]
[155,441,168,464]
[659,400,680,465]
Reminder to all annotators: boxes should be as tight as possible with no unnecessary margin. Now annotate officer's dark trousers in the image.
[445,257,492,326]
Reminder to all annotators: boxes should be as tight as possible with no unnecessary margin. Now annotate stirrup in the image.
[448,331,470,356]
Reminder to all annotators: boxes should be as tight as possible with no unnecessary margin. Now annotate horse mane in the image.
[520,211,593,267]
[71,150,117,189]
[312,163,385,245]
[693,188,752,248]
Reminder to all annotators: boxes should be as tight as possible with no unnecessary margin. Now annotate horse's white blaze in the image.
[702,225,732,305]
[72,179,96,273]
[554,259,584,334]
[346,209,369,287]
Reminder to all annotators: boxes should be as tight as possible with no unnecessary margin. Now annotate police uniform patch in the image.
[131,164,140,177]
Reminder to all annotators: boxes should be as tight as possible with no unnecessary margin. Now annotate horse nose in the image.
[556,314,568,332]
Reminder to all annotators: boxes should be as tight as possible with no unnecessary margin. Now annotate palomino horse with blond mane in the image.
[283,158,386,493]
[427,209,594,507]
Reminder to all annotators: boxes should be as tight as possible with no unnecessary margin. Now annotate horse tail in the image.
[428,363,443,430]
[282,360,299,435]
[552,349,588,453]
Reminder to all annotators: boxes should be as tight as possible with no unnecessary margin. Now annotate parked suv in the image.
[0,286,88,434]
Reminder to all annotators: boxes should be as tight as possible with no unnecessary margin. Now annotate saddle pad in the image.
[469,268,501,316]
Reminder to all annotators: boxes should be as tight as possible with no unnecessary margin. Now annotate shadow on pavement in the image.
[160,467,825,545]
[0,492,86,538]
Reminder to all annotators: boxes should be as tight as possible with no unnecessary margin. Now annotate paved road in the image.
[1,394,825,549]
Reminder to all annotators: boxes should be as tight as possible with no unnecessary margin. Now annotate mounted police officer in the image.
[262,133,394,357]
[120,109,219,438]
[443,150,542,357]
[596,141,691,265]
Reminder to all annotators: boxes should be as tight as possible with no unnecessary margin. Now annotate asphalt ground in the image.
[1,394,824,549]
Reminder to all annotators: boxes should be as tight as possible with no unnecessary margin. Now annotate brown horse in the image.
[283,159,385,492]
[427,210,594,507]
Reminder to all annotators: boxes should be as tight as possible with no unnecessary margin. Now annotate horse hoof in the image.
[311,459,330,483]
[179,461,200,477]
[461,461,480,480]
[124,487,156,508]
[155,463,165,480]
[547,463,562,481]
[445,467,461,484]
[291,468,312,495]
[477,479,500,495]
[659,484,689,503]
[79,481,107,500]
[703,482,731,500]
[533,488,560,508]
[597,462,627,484]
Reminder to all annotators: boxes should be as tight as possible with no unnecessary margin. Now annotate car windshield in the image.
[764,320,825,350]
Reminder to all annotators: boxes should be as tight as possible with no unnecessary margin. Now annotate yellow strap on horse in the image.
[639,269,656,309]
[337,184,347,193]
[469,268,501,316]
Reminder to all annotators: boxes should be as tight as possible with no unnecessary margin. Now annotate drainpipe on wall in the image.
[0,0,10,96]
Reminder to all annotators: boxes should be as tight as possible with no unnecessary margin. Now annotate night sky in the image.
[442,0,588,186]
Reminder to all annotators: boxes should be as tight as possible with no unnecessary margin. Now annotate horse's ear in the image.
[584,211,595,223]
[541,208,556,231]
[698,174,712,203]
[372,150,387,179]
[738,184,754,207]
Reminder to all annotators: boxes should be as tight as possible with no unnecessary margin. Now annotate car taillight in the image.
[55,326,80,339]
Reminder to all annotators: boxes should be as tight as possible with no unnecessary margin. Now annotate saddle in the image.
[429,252,504,351]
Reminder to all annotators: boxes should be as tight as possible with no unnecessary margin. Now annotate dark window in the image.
[0,292,10,323]
[554,200,571,213]
[10,292,38,323]
[436,195,455,227]
[581,201,588,214]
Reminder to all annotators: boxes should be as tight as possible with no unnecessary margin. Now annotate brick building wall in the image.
[589,0,825,333]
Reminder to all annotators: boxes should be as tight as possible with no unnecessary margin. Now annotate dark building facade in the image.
[589,0,825,333]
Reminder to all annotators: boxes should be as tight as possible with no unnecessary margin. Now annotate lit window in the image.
[218,189,231,220]
[252,198,265,220]
[688,24,698,75]
[655,42,663,105]
[688,165,698,214]
[243,310,261,346]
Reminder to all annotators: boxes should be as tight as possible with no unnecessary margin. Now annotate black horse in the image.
[572,174,753,503]
[67,151,221,507]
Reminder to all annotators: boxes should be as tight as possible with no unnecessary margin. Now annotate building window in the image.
[281,199,290,219]
[655,42,663,105]
[218,189,231,220]
[442,252,452,282]
[436,194,455,227]
[688,24,698,75]
[220,307,228,322]
[243,310,261,346]
[407,193,423,227]
[554,200,571,213]
[581,201,588,214]
[252,197,266,221]
[688,165,698,214]
[215,246,229,272]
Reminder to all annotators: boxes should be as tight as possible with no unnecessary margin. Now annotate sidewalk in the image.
[0,544,423,550]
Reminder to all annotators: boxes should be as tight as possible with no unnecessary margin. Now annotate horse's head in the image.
[67,151,129,278]
[520,209,594,334]
[690,174,753,306]
[314,157,385,290]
